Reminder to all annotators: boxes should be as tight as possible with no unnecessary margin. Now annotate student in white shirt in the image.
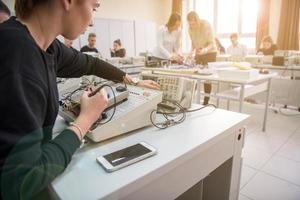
[226,33,247,57]
[152,13,183,62]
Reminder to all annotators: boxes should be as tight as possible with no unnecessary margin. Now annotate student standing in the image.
[152,13,183,63]
[187,11,217,105]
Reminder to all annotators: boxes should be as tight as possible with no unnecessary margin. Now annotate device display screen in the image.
[103,144,152,167]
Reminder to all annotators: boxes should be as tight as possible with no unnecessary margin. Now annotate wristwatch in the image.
[131,77,140,86]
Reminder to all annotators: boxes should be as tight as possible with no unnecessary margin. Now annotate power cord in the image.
[150,100,217,129]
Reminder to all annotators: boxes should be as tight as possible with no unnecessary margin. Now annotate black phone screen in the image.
[104,144,152,167]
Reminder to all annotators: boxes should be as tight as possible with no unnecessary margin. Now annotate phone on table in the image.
[96,142,157,172]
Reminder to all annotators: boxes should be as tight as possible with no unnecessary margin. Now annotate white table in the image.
[253,64,300,79]
[142,67,276,132]
[51,108,249,200]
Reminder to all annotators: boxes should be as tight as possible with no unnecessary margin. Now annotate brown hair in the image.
[166,13,181,31]
[15,0,48,19]
[187,11,201,28]
[88,33,97,38]
[262,35,274,44]
[114,39,121,46]
[230,33,238,39]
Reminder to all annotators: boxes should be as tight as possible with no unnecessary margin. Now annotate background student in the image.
[226,33,247,57]
[187,11,217,105]
[110,39,126,57]
[152,13,183,63]
[80,32,99,53]
[257,35,278,55]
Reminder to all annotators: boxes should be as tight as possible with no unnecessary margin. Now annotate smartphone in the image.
[96,142,157,172]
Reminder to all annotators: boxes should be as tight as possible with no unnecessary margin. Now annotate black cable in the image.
[150,100,216,129]
[96,85,117,125]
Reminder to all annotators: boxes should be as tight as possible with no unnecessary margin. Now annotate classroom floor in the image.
[217,101,300,200]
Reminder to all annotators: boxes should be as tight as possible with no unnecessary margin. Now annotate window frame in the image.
[182,0,257,52]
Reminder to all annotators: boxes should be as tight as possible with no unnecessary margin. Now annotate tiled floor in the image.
[222,102,300,200]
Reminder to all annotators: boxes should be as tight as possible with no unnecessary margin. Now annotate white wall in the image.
[3,0,172,27]
[95,0,172,26]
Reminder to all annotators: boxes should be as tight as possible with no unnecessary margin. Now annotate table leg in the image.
[217,81,220,107]
[197,79,201,104]
[263,79,272,132]
[239,84,245,113]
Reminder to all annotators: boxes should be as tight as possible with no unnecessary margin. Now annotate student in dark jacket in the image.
[80,32,99,53]
[110,39,126,57]
[257,35,278,55]
[0,0,160,199]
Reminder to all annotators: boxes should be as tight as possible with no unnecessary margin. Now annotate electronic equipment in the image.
[216,54,232,62]
[59,84,163,142]
[59,84,129,122]
[96,142,157,172]
[262,55,273,64]
[244,55,264,65]
[106,57,145,66]
[272,56,285,66]
[140,73,196,110]
[274,50,300,66]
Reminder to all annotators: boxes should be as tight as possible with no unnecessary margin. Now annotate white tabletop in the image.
[51,107,249,200]
[142,67,277,84]
[253,64,300,70]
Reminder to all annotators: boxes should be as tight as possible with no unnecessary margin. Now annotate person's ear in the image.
[60,0,72,11]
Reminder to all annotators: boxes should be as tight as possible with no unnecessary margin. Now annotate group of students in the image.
[154,12,279,64]
[216,34,278,57]
[153,11,217,65]
[64,32,127,58]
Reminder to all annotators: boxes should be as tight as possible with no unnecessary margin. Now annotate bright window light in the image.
[217,0,239,34]
[195,0,214,26]
[241,0,258,34]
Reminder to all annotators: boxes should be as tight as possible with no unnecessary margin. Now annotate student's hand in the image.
[137,80,161,90]
[257,51,263,55]
[124,74,160,90]
[170,55,184,64]
[72,88,108,138]
[196,47,208,55]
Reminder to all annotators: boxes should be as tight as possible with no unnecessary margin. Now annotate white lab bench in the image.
[51,107,249,200]
[142,67,275,131]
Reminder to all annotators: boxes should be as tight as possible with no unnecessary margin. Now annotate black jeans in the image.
[195,52,217,105]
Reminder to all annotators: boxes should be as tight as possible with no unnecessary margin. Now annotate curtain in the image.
[277,0,300,50]
[256,0,271,50]
[172,0,182,15]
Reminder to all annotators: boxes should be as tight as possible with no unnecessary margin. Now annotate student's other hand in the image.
[257,51,263,55]
[196,47,208,55]
[137,80,160,90]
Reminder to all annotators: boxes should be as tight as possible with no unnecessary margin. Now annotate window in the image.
[195,0,214,26]
[217,0,239,34]
[182,0,258,52]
